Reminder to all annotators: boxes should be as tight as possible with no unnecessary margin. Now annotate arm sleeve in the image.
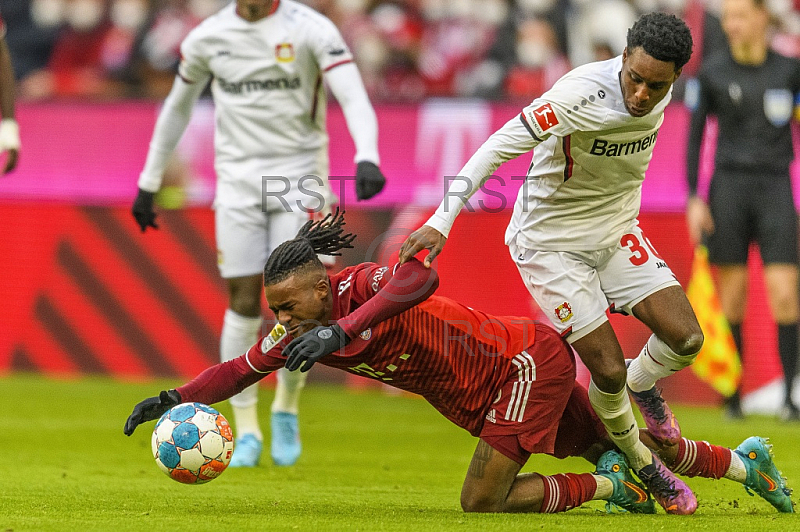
[175,358,264,406]
[684,75,710,197]
[325,62,380,164]
[176,338,286,405]
[337,258,439,338]
[137,32,211,192]
[137,76,207,192]
[424,114,538,236]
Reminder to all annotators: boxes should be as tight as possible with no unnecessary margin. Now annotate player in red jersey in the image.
[124,211,793,514]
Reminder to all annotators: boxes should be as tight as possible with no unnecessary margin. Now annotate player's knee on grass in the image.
[460,488,505,513]
[461,440,525,513]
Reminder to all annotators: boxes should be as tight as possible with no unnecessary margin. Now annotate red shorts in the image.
[479,323,583,465]
[482,378,607,464]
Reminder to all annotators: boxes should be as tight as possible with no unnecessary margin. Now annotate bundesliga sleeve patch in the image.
[260,323,288,353]
[532,103,559,130]
[525,103,560,137]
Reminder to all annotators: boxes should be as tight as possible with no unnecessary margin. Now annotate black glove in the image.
[283,324,350,372]
[123,389,181,436]
[355,161,385,201]
[132,188,159,232]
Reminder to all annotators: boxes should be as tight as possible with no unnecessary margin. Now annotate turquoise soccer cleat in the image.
[735,436,794,513]
[228,433,263,468]
[271,412,302,466]
[595,450,656,514]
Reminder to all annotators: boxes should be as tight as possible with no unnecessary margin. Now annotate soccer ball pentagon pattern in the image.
[152,402,235,484]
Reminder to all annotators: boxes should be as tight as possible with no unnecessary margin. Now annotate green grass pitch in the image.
[1,374,798,531]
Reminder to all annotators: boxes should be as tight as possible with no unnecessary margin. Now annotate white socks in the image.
[593,475,614,499]
[271,366,308,415]
[221,309,264,440]
[588,380,653,471]
[724,452,747,483]
[627,334,699,393]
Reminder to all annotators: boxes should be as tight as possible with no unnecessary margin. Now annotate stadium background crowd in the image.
[5,0,800,104]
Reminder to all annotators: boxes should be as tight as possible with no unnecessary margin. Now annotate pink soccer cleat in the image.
[637,453,698,515]
[629,385,682,445]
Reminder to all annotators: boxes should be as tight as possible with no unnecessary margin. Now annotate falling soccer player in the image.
[125,211,793,514]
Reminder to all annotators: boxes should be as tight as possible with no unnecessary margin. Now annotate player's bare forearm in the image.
[398,226,447,267]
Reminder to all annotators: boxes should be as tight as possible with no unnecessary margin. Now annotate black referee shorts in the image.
[706,170,798,265]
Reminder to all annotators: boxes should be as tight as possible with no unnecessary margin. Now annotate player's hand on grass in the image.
[124,389,181,436]
[284,324,350,372]
[355,161,385,200]
[398,225,446,268]
[132,188,159,232]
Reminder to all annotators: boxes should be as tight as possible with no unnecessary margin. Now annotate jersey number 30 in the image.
[621,233,663,266]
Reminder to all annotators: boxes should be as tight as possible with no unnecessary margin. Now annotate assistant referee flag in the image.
[686,246,741,397]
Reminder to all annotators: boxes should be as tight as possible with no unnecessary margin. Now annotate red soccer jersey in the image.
[239,263,548,436]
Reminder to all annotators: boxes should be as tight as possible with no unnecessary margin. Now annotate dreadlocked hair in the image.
[627,12,693,70]
[263,209,356,286]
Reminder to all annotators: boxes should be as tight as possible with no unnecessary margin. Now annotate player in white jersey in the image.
[0,12,20,174]
[400,13,702,514]
[132,0,386,468]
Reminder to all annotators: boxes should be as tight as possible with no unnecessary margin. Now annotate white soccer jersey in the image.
[178,0,354,206]
[427,55,671,252]
[509,55,669,250]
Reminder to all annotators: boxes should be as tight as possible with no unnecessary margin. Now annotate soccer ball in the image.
[152,402,235,484]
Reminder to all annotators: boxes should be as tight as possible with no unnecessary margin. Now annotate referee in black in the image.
[685,0,800,421]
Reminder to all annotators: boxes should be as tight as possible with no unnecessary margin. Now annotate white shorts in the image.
[509,223,680,342]
[215,206,335,279]
[214,151,336,213]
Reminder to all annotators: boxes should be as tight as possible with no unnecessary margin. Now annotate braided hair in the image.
[627,12,693,71]
[263,209,356,286]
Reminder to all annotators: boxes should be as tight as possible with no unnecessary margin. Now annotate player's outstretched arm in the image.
[400,115,536,264]
[133,76,206,232]
[125,348,281,435]
[124,389,181,435]
[325,62,385,200]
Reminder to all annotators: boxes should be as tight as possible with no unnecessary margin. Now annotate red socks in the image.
[671,438,732,479]
[539,473,598,513]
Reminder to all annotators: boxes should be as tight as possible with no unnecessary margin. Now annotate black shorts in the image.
[707,170,798,265]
